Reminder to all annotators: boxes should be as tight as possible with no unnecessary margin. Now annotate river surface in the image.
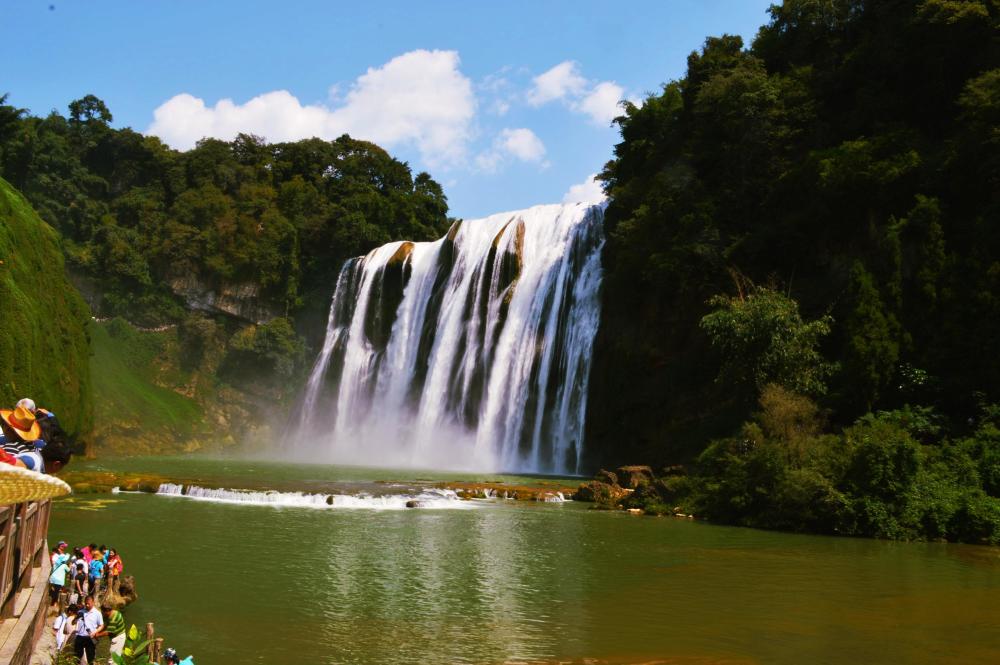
[50,458,1000,664]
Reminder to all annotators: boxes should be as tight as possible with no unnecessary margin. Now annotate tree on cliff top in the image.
[0,97,454,327]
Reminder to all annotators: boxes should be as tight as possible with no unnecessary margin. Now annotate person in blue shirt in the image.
[48,554,70,605]
[88,553,106,595]
[51,541,70,569]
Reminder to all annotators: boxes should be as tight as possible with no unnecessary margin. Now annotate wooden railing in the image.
[0,500,50,618]
[0,499,53,665]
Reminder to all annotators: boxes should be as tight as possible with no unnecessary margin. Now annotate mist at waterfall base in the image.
[287,202,605,474]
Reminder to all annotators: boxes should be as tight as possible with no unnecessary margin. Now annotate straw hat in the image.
[0,464,71,505]
[0,406,41,441]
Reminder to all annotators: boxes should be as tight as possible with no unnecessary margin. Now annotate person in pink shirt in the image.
[81,543,96,564]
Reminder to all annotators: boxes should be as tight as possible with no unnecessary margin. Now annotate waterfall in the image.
[290,202,604,474]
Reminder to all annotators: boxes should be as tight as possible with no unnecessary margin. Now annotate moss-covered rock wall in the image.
[0,177,92,437]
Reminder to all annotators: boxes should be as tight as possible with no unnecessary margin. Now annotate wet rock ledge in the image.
[572,465,697,519]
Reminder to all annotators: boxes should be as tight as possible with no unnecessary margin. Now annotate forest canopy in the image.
[585,0,1000,542]
[0,94,452,326]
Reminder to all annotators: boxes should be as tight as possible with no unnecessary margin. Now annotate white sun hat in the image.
[0,465,71,505]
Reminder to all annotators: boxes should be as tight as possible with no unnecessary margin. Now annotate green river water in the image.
[49,458,1000,664]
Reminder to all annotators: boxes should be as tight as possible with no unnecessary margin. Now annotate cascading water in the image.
[290,202,604,474]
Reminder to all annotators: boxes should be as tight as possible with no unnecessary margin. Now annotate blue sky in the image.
[4,0,774,219]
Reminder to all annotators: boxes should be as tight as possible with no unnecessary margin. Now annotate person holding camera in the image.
[73,595,103,664]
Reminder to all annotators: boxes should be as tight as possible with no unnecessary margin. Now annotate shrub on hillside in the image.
[219,317,305,388]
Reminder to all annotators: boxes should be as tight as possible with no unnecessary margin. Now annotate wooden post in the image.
[146,622,156,661]
[154,637,164,663]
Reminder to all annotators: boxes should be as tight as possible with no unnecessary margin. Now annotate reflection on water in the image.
[49,461,1000,665]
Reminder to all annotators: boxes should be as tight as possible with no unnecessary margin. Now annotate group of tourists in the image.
[53,594,123,665]
[48,540,125,663]
[48,540,194,664]
[0,397,73,473]
[3,396,195,663]
[48,540,124,606]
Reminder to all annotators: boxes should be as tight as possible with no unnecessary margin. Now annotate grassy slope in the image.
[0,177,92,436]
[88,319,217,454]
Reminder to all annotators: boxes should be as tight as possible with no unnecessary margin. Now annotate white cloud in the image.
[527,61,626,126]
[576,81,625,125]
[562,174,606,204]
[498,128,545,162]
[491,100,511,116]
[475,127,547,173]
[147,50,475,167]
[527,61,588,106]
[480,69,516,116]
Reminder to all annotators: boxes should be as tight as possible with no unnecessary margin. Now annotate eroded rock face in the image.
[363,241,414,351]
[170,275,281,324]
[104,575,138,610]
[574,480,628,503]
[595,469,619,486]
[411,222,462,397]
[617,465,654,489]
[445,219,462,244]
[490,217,526,305]
[497,218,525,285]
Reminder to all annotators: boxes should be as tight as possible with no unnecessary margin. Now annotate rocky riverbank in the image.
[59,465,699,519]
[59,469,581,503]
[573,465,697,518]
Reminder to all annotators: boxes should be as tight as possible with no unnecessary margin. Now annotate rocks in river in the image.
[440,481,573,502]
[575,464,697,520]
[63,471,171,494]
[576,468,636,504]
[616,465,654,489]
[405,500,420,508]
[114,575,138,607]
[574,480,627,503]
[595,468,619,486]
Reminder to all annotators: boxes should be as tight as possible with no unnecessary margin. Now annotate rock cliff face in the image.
[169,275,281,324]
[364,241,415,351]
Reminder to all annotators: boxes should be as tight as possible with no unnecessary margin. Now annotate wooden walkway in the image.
[0,501,54,665]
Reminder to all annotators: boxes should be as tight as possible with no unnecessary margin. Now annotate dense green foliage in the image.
[0,177,92,436]
[584,0,1000,542]
[699,287,833,397]
[0,93,452,326]
[589,0,1000,463]
[682,387,1000,543]
[219,317,305,386]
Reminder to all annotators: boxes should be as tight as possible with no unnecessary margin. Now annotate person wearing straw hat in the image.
[1,405,45,469]
[15,397,63,443]
[0,404,73,473]
[1,404,42,444]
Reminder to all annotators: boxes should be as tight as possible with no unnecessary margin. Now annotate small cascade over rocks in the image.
[156,483,471,510]
[290,202,605,474]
